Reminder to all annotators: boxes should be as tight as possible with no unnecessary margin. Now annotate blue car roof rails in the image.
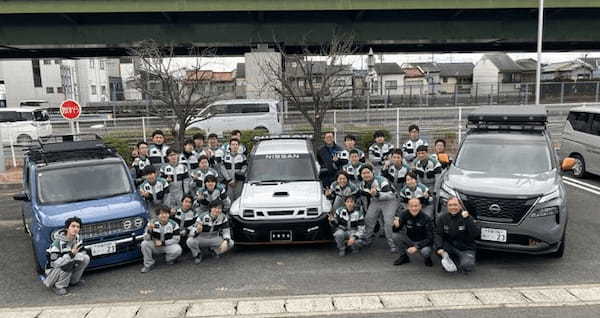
[27,134,118,165]
[466,105,547,131]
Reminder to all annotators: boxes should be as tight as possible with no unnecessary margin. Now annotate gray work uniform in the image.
[326,181,359,212]
[141,219,182,267]
[44,231,89,290]
[186,212,233,257]
[330,206,366,252]
[360,175,399,250]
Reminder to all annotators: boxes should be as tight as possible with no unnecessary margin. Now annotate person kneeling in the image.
[392,198,433,267]
[434,197,478,273]
[44,217,90,296]
[186,200,234,264]
[140,205,183,273]
[330,196,366,256]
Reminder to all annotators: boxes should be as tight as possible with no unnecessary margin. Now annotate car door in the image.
[588,114,600,175]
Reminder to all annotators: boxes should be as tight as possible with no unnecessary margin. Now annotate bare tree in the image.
[129,40,221,149]
[257,34,357,147]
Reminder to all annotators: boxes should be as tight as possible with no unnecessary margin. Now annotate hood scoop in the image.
[273,191,289,197]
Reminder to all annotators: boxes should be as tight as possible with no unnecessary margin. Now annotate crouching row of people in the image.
[140,199,233,273]
[330,195,478,273]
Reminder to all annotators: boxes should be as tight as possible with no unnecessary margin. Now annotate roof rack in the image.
[253,134,314,142]
[27,134,119,165]
[467,106,547,131]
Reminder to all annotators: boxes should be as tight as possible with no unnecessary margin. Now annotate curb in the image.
[2,283,600,318]
[0,183,21,191]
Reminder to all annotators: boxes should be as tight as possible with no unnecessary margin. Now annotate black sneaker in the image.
[424,257,433,267]
[393,255,410,266]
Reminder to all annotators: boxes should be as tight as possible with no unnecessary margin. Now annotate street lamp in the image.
[535,0,544,105]
[366,48,375,121]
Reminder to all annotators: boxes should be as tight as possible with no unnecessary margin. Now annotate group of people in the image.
[317,125,477,274]
[43,125,479,296]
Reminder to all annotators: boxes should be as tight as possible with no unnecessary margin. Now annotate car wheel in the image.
[16,134,33,145]
[254,127,269,134]
[549,234,565,258]
[571,154,586,178]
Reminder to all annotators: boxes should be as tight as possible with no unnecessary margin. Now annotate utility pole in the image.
[535,0,544,105]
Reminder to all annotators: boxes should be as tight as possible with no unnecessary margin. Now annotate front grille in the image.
[461,193,538,224]
[80,217,144,240]
[266,210,294,216]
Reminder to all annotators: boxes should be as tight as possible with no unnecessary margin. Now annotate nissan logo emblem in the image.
[489,204,502,214]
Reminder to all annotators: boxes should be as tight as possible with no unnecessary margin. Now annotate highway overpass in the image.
[1,0,600,58]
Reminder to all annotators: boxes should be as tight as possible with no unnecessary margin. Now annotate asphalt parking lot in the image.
[1,175,600,309]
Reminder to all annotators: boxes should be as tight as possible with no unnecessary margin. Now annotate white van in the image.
[0,107,52,144]
[187,99,283,136]
[560,105,600,177]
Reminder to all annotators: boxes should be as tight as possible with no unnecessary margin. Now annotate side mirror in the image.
[437,153,450,164]
[561,157,576,171]
[13,192,29,201]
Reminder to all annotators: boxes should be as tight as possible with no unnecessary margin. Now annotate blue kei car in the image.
[13,135,149,273]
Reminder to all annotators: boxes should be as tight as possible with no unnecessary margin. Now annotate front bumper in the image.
[231,214,332,244]
[84,233,145,269]
[474,213,566,255]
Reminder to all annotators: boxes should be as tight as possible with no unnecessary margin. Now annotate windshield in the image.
[0,110,49,122]
[247,153,317,182]
[37,163,133,204]
[455,136,552,175]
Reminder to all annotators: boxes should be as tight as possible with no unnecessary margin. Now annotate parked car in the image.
[435,106,575,257]
[187,99,283,136]
[0,107,52,145]
[559,105,600,177]
[229,135,332,243]
[14,134,149,273]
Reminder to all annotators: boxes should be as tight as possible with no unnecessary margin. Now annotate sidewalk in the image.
[0,167,21,191]
[3,283,600,318]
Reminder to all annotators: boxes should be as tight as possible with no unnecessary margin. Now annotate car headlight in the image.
[439,183,458,207]
[529,206,559,218]
[230,199,241,216]
[321,195,332,214]
[538,189,560,204]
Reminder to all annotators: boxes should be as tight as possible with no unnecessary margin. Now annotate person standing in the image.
[43,217,89,296]
[221,139,247,201]
[131,141,151,186]
[317,131,343,187]
[368,130,394,175]
[148,130,170,168]
[401,125,427,164]
[139,166,170,210]
[359,165,399,253]
[325,171,359,212]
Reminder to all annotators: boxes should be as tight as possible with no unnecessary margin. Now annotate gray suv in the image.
[436,106,575,257]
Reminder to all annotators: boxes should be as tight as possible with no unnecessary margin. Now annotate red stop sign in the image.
[60,100,81,120]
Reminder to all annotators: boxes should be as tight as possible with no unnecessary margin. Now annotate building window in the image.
[384,80,398,89]
[89,60,95,69]
[46,87,54,94]
[99,60,105,70]
[101,85,107,95]
[43,59,52,65]
[56,87,64,94]
[335,79,346,87]
[32,59,42,88]
[91,85,97,95]
[443,77,448,83]
[54,59,61,64]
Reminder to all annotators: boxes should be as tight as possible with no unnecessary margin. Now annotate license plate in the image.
[481,228,507,243]
[270,230,292,241]
[89,241,117,256]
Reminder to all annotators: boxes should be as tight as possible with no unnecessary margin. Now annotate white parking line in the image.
[563,177,600,192]
[564,179,600,196]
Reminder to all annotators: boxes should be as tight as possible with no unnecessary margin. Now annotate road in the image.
[1,175,599,311]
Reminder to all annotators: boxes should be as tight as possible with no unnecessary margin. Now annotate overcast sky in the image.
[195,51,600,72]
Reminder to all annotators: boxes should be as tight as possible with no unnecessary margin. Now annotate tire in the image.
[549,234,566,258]
[254,127,269,134]
[16,134,33,145]
[571,154,587,178]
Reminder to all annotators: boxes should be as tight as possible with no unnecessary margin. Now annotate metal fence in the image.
[0,102,586,169]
